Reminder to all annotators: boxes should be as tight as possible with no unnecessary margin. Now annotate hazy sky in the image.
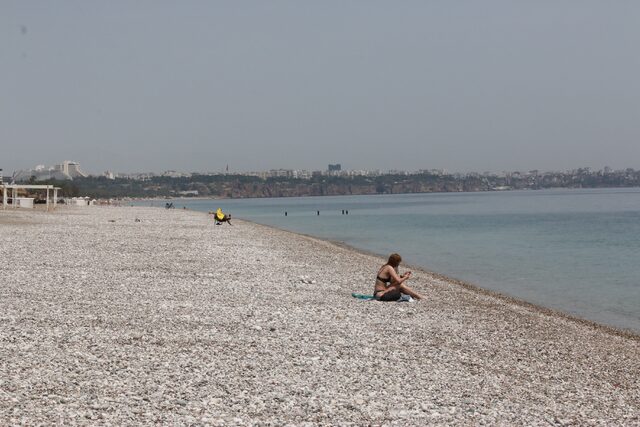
[2,1,639,174]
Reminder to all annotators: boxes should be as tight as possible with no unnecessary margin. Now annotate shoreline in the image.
[244,216,640,340]
[81,201,640,337]
[5,204,640,338]
[137,189,640,335]
[2,206,639,424]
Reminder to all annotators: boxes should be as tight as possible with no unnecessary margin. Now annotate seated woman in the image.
[374,253,424,301]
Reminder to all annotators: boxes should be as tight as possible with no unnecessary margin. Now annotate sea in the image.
[139,188,640,333]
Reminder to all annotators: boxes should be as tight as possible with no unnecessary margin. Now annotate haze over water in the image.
[149,188,640,332]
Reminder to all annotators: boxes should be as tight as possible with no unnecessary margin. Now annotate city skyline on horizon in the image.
[3,158,635,180]
[2,2,639,174]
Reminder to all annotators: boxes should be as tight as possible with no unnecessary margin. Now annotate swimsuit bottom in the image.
[374,289,402,302]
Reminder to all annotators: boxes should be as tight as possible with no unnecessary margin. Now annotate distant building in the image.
[269,169,294,178]
[387,169,407,175]
[418,169,446,176]
[293,170,312,180]
[12,160,88,182]
[328,164,341,172]
[161,170,191,178]
[125,172,155,180]
[54,161,87,178]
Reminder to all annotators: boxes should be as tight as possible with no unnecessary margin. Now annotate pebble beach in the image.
[1,206,639,425]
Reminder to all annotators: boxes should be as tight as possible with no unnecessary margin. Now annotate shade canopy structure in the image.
[1,184,61,211]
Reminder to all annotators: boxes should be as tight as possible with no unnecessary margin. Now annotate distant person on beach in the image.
[211,208,232,225]
[374,253,424,301]
[216,213,232,225]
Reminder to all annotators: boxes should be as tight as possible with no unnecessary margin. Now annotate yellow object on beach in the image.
[215,208,225,221]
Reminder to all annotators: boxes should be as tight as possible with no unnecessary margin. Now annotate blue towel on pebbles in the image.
[351,293,414,302]
[351,293,374,300]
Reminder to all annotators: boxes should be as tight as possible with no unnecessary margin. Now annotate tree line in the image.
[31,168,640,199]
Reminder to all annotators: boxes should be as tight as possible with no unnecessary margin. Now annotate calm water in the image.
[143,188,640,332]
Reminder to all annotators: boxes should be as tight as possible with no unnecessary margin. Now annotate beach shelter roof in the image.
[1,184,61,211]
